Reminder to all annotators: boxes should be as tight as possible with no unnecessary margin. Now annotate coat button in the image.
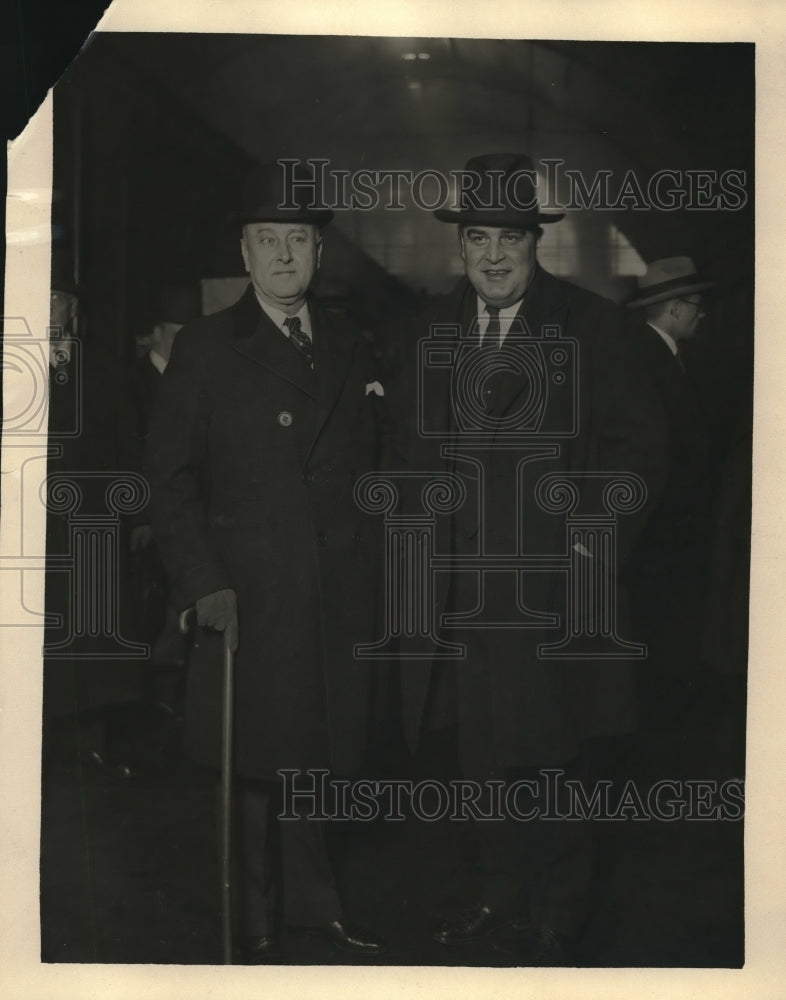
[318,532,327,545]
[353,529,362,543]
[277,411,293,427]
[303,471,314,485]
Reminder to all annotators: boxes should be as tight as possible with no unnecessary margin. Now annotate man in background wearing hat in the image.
[624,257,715,726]
[382,153,667,963]
[127,285,203,714]
[146,162,385,962]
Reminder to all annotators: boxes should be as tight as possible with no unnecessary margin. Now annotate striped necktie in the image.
[284,315,314,368]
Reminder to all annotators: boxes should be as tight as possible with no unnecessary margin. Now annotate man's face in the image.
[49,289,77,367]
[459,226,539,308]
[671,295,705,340]
[50,289,77,330]
[240,222,322,314]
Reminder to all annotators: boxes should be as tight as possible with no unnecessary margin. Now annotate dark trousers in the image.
[233,778,343,936]
[419,573,593,938]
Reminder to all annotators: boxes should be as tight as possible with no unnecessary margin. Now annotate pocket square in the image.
[365,381,385,397]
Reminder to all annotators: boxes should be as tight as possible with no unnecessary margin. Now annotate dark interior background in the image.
[10,24,753,968]
[46,34,754,459]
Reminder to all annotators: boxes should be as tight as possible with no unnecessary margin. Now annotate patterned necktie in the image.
[483,305,500,348]
[284,315,314,368]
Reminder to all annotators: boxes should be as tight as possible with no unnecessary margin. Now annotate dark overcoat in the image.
[145,286,382,780]
[381,267,668,768]
[623,318,713,674]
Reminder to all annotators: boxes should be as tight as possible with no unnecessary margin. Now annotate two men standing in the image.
[147,154,669,964]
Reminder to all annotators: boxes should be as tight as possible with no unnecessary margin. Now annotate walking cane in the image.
[179,606,236,965]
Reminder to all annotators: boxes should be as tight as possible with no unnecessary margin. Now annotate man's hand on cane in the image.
[196,588,239,652]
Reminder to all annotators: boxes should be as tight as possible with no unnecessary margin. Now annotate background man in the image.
[44,260,144,778]
[382,153,667,963]
[146,162,385,962]
[128,285,202,711]
[624,257,715,725]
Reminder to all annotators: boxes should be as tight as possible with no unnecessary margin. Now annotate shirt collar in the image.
[149,348,168,375]
[477,295,523,322]
[647,321,679,356]
[253,291,311,335]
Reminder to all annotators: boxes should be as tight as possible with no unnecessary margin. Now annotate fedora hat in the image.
[627,256,715,308]
[434,153,564,227]
[229,160,334,227]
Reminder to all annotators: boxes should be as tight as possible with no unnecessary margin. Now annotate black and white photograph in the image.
[1,1,784,996]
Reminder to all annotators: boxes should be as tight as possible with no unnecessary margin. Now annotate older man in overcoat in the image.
[382,153,668,963]
[146,162,385,961]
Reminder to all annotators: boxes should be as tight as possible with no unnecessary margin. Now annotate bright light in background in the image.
[401,52,431,61]
[608,224,647,276]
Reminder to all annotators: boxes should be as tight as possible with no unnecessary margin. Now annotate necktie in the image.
[284,315,314,368]
[483,305,500,348]
[674,349,686,374]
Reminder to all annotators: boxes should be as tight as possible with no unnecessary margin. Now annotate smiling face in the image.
[459,225,539,308]
[240,222,322,314]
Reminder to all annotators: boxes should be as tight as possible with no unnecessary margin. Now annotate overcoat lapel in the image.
[230,284,319,400]
[305,296,358,462]
[490,266,570,426]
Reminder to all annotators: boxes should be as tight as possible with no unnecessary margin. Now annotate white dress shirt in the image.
[254,292,312,342]
[647,320,679,356]
[477,296,525,347]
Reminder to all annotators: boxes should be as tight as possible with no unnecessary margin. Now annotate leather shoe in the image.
[433,903,523,945]
[303,919,386,956]
[237,934,283,964]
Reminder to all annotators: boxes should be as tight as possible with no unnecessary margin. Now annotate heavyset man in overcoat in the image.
[382,153,668,963]
[146,163,385,961]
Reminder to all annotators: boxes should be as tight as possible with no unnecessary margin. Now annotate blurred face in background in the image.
[49,289,78,367]
[670,295,706,341]
[240,222,322,315]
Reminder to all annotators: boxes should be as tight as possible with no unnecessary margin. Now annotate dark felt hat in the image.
[433,152,565,227]
[229,160,334,227]
[627,257,716,308]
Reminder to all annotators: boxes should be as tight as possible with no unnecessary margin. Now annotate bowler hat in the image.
[627,256,715,308]
[434,153,564,227]
[229,160,334,227]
